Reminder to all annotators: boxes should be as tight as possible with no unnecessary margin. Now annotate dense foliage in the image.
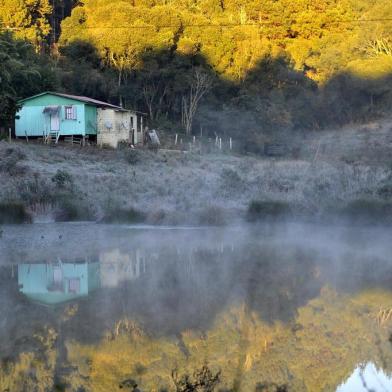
[2,0,392,149]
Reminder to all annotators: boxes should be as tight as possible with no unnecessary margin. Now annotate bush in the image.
[17,175,54,206]
[172,365,221,392]
[0,202,31,224]
[54,197,94,222]
[51,169,73,189]
[123,149,141,165]
[102,207,146,224]
[377,182,392,199]
[146,209,166,225]
[340,199,392,224]
[198,206,226,226]
[247,200,291,221]
[0,145,26,175]
[221,167,242,188]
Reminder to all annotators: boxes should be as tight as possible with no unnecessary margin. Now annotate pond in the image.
[1,222,392,392]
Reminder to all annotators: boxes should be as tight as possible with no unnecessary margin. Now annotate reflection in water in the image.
[17,249,146,305]
[0,223,392,391]
[18,261,100,305]
[337,362,392,391]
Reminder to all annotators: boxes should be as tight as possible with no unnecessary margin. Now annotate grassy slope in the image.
[1,121,392,224]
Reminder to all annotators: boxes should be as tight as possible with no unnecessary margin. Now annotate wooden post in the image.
[140,116,144,145]
[175,134,178,145]
[219,137,222,150]
[229,137,232,150]
[8,128,11,143]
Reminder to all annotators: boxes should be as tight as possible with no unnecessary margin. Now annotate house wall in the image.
[59,104,86,135]
[15,93,98,137]
[18,263,89,295]
[85,105,97,135]
[99,249,143,288]
[97,109,132,148]
[88,262,101,291]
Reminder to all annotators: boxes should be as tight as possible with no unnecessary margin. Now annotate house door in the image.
[50,113,60,131]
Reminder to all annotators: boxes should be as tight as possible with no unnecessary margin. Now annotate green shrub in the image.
[51,169,73,189]
[340,199,392,224]
[198,206,226,226]
[220,167,242,189]
[146,209,166,225]
[0,202,31,224]
[102,207,146,224]
[377,183,392,199]
[54,198,94,222]
[0,145,26,175]
[123,149,141,165]
[17,175,54,206]
[247,200,291,221]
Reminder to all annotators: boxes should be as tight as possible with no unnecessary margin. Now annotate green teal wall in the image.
[18,263,90,305]
[15,93,98,137]
[17,261,102,305]
[85,105,97,135]
[88,262,101,291]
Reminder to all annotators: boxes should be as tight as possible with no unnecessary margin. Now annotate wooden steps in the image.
[46,131,60,145]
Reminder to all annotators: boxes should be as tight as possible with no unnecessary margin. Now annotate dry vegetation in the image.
[1,121,392,225]
[44,289,392,391]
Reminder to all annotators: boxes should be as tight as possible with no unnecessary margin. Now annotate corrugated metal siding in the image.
[15,93,96,137]
[60,104,86,135]
[16,104,86,137]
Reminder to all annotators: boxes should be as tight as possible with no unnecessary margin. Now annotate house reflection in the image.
[17,249,148,305]
[18,260,101,305]
[99,249,146,288]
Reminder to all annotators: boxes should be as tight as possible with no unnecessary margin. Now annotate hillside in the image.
[1,121,392,225]
[2,0,392,144]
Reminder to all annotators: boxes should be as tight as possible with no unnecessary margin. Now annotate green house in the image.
[15,91,147,148]
[18,261,101,306]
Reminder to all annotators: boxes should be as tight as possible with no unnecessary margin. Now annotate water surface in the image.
[1,223,392,391]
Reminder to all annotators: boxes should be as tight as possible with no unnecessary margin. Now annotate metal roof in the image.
[18,92,140,112]
[52,92,126,110]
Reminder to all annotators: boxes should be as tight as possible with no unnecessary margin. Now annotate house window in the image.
[65,106,77,120]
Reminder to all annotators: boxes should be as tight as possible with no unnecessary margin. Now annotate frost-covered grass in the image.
[1,128,392,224]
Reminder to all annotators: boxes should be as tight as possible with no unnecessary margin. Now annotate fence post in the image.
[229,137,232,150]
[219,137,222,150]
[8,128,11,143]
[193,136,196,144]
[175,134,178,145]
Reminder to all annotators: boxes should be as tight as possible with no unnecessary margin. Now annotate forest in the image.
[1,0,392,151]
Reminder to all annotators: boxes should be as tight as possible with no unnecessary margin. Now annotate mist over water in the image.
[1,222,392,391]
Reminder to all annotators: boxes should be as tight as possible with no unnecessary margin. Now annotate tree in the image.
[0,0,52,50]
[181,68,213,134]
[0,32,57,126]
